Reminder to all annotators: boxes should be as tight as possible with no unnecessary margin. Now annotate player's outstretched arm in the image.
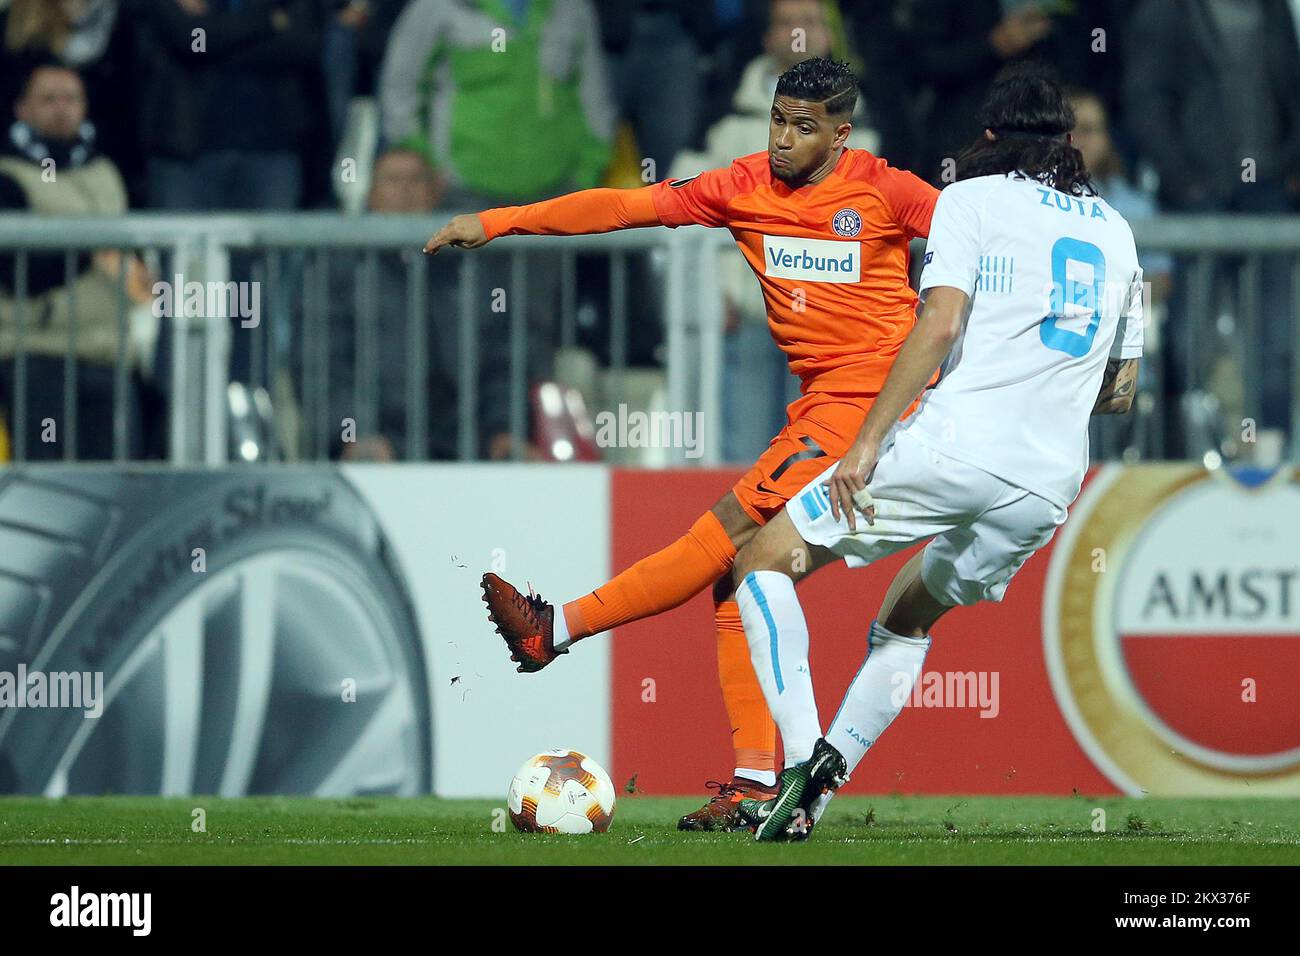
[422,164,738,254]
[1092,358,1140,415]
[423,186,668,255]
[829,286,968,531]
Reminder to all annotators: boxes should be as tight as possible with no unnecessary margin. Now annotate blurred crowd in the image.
[0,0,1298,463]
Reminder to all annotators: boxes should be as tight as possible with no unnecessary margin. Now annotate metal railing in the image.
[1125,216,1300,462]
[1,213,1297,466]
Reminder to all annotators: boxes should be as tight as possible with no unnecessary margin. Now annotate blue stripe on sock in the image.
[744,572,784,694]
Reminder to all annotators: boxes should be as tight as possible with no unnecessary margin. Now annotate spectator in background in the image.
[909,0,1128,182]
[379,0,614,209]
[1125,0,1300,212]
[0,0,140,202]
[849,0,922,171]
[691,0,769,145]
[0,63,157,460]
[668,0,879,463]
[321,0,406,151]
[133,0,327,414]
[320,147,517,461]
[133,0,325,212]
[1068,87,1171,295]
[1069,85,1170,460]
[1124,0,1300,457]
[378,0,615,426]
[909,0,1049,180]
[595,0,714,177]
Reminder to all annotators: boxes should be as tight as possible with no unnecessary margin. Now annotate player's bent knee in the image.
[731,548,766,587]
[731,543,789,586]
[731,510,809,590]
[881,565,958,637]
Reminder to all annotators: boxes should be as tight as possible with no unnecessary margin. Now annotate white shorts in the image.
[788,429,1068,606]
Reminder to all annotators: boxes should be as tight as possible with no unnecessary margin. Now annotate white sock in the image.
[551,604,571,650]
[736,570,821,766]
[809,790,834,823]
[735,768,776,788]
[826,620,931,777]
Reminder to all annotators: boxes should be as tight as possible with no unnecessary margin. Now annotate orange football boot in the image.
[677,777,779,832]
[481,572,568,673]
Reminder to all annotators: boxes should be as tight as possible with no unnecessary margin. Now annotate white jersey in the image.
[907,173,1144,509]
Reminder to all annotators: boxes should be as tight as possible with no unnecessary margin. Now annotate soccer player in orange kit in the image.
[424,57,937,831]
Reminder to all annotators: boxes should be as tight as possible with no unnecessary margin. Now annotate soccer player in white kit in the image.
[731,65,1146,841]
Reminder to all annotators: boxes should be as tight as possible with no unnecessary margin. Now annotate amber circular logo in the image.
[1042,465,1300,795]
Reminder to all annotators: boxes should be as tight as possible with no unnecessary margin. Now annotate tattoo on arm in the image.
[1093,358,1139,415]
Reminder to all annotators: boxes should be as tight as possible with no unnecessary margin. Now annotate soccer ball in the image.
[507,750,616,834]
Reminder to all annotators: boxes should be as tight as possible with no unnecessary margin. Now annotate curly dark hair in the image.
[954,63,1096,196]
[774,57,858,118]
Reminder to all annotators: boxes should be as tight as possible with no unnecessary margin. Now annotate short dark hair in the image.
[954,63,1095,195]
[17,58,79,99]
[774,57,857,118]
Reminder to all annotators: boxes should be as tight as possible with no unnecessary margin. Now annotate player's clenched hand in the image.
[829,435,879,533]
[423,214,489,254]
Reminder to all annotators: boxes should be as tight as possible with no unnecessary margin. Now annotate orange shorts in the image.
[732,391,880,525]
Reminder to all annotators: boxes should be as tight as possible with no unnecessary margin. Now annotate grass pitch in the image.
[1,794,1298,865]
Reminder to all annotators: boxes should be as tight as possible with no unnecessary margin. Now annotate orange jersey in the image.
[478,148,937,393]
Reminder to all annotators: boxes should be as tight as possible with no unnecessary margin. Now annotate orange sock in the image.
[715,599,777,779]
[563,511,737,639]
